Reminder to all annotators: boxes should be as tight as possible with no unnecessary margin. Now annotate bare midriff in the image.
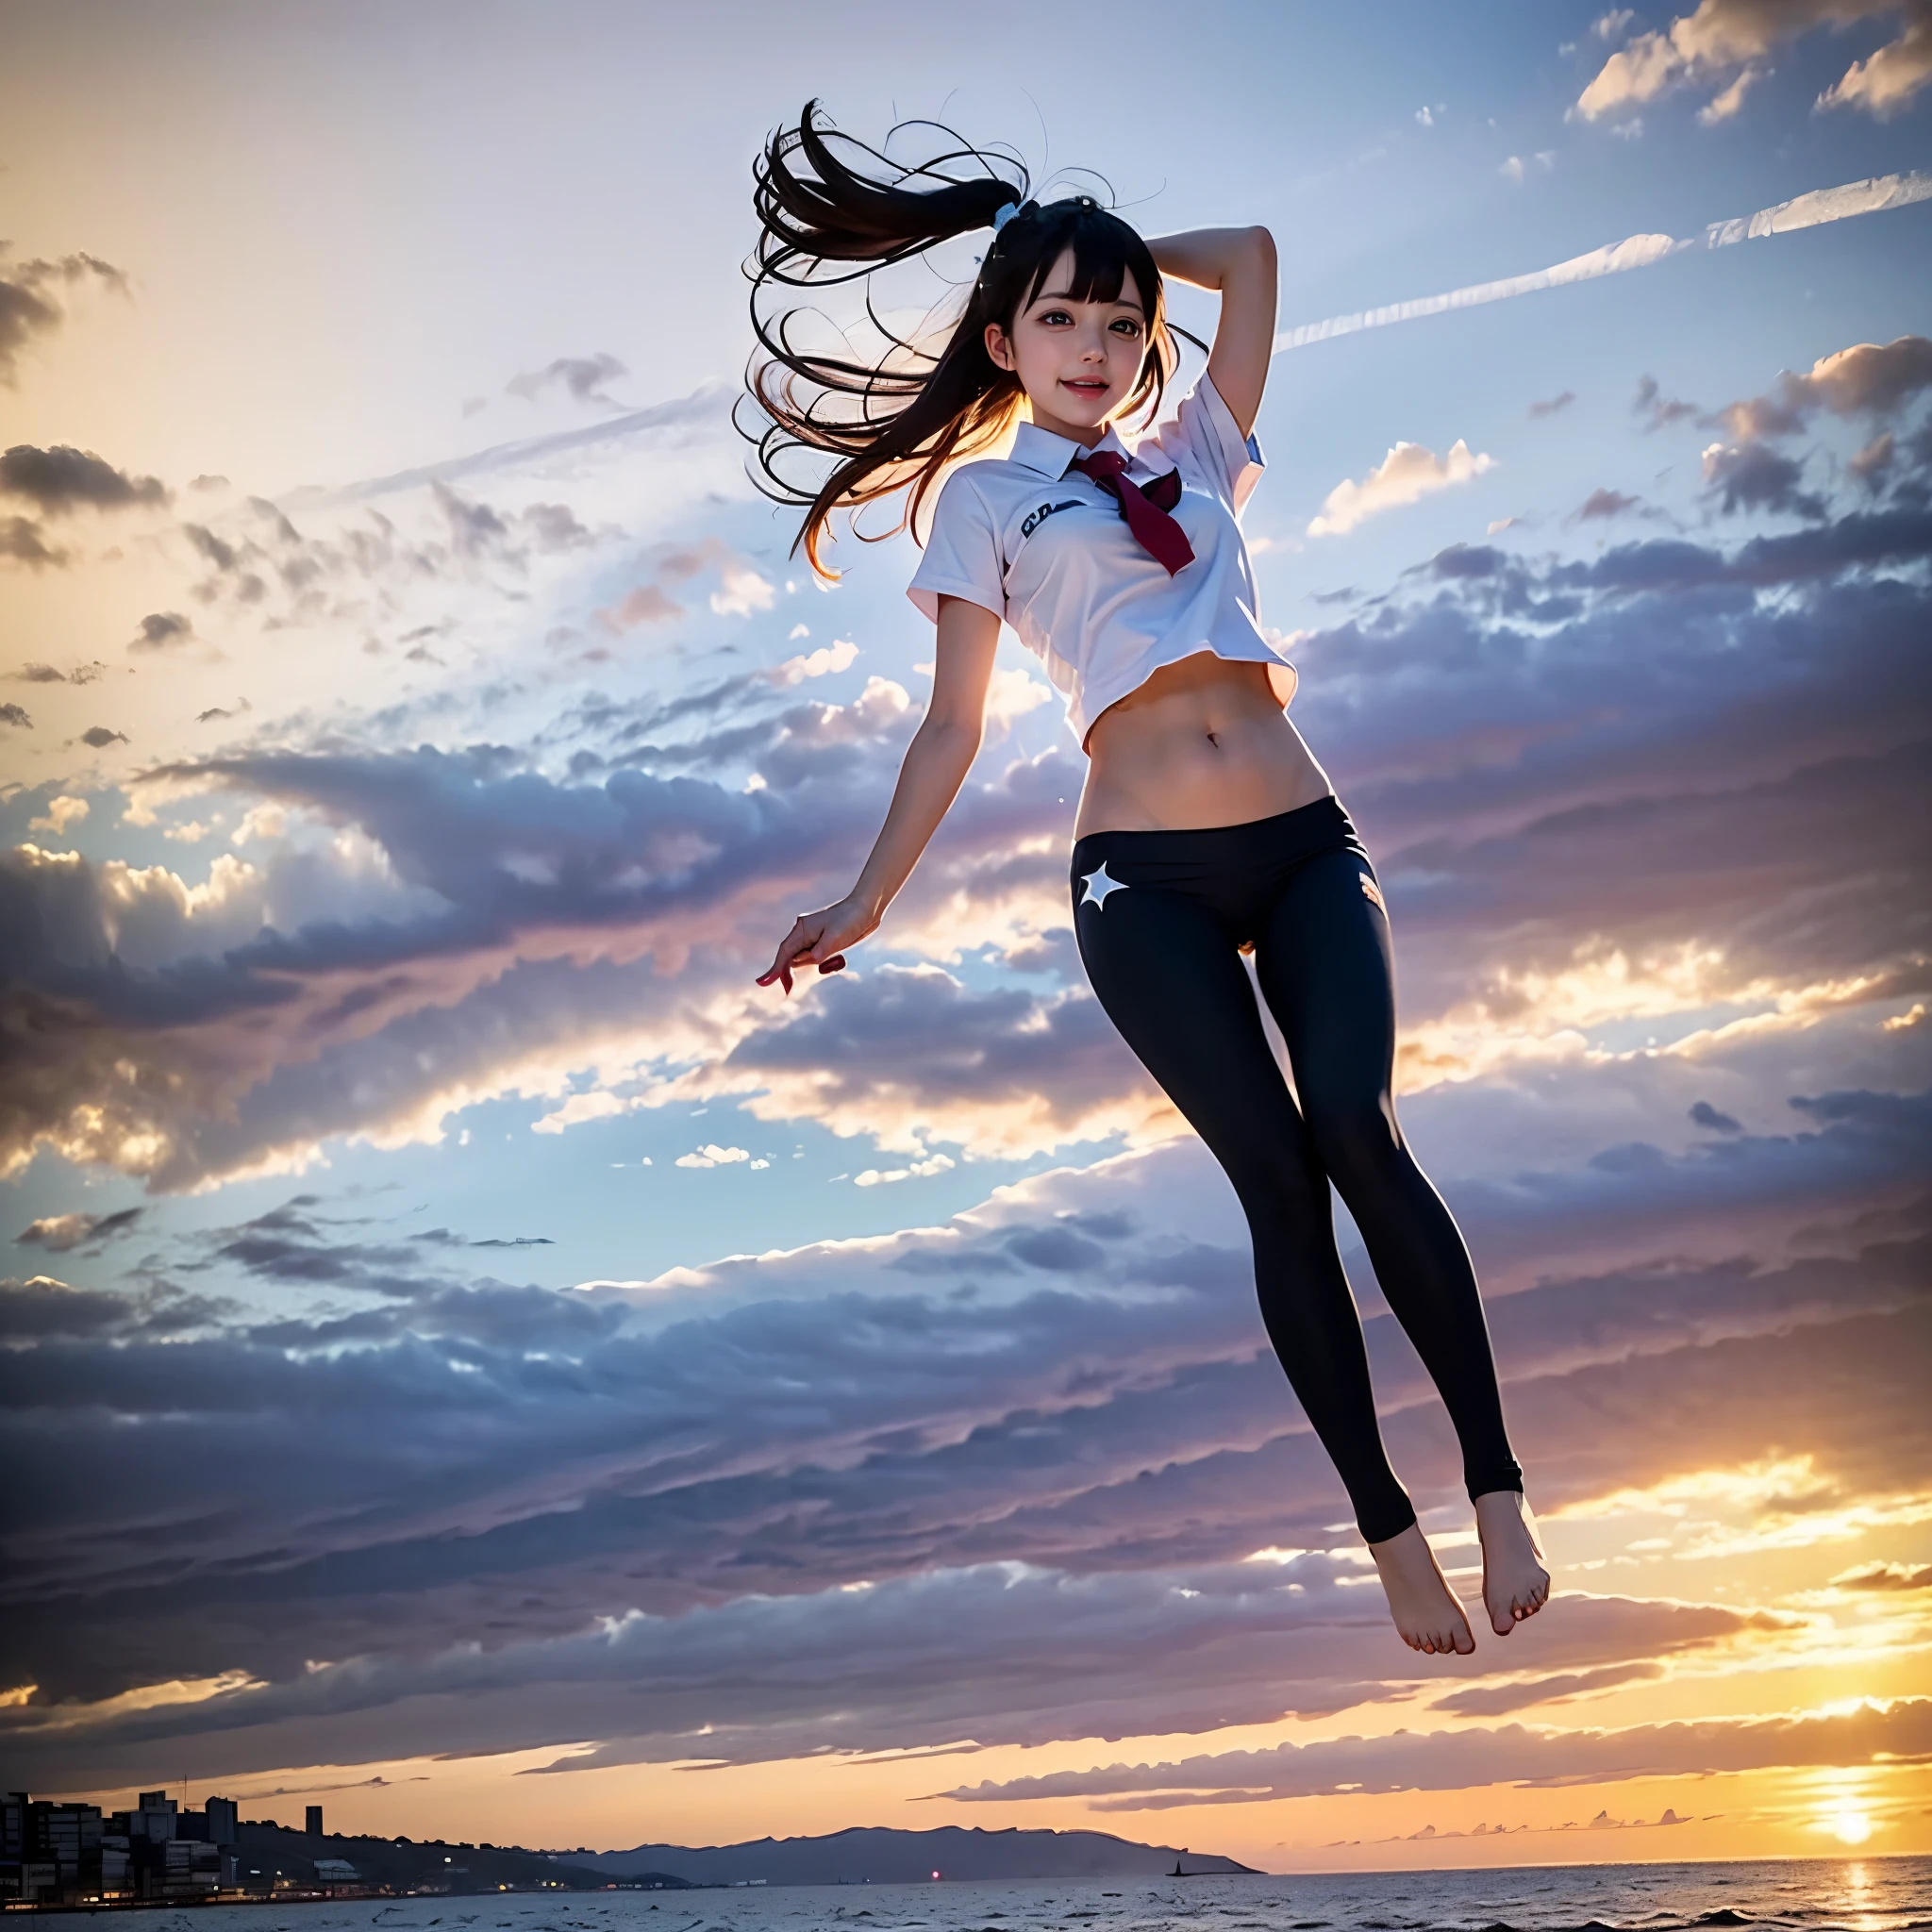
[1074,650,1333,839]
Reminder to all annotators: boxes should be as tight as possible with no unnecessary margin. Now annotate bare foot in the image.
[1475,1489,1551,1636]
[1366,1524,1475,1655]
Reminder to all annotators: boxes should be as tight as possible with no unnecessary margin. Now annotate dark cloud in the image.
[10,664,69,684]
[179,484,559,625]
[1689,1100,1742,1134]
[433,480,512,559]
[507,353,628,406]
[1428,1659,1663,1717]
[0,277,60,385]
[0,249,125,385]
[522,501,592,549]
[0,703,29,729]
[127,610,193,652]
[77,725,125,748]
[1632,375,1696,431]
[15,1208,143,1253]
[0,1274,136,1343]
[1528,391,1575,418]
[942,1699,1932,1807]
[710,961,1154,1153]
[1574,487,1642,521]
[182,522,242,573]
[1415,541,1505,581]
[0,444,167,515]
[0,515,65,568]
[1700,440,1825,518]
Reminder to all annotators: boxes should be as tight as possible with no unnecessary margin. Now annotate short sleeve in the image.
[907,471,1007,625]
[1140,371,1265,517]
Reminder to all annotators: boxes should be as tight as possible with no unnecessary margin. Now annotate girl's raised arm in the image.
[1146,226,1278,439]
[758,594,1002,993]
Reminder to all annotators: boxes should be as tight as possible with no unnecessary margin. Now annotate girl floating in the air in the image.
[750,104,1548,1653]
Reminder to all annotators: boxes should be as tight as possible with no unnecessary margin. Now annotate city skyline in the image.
[3,0,1930,1877]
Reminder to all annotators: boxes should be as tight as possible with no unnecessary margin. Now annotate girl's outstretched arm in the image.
[1145,225,1278,438]
[758,593,1001,993]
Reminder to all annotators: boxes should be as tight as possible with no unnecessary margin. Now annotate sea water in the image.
[87,1855,1931,1932]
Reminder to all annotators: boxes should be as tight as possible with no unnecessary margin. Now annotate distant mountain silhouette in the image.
[588,1824,1257,1886]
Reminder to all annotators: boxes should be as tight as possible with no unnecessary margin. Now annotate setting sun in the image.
[1829,1810,1874,1845]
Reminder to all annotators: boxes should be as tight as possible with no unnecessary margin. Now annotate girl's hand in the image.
[756,895,877,995]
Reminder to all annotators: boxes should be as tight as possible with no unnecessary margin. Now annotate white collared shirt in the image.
[907,371,1294,746]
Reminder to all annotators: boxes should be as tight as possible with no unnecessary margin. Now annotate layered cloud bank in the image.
[3,1126,1926,1787]
[5,343,1929,1195]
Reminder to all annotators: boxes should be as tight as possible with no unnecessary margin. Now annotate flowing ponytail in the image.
[740,100,1180,578]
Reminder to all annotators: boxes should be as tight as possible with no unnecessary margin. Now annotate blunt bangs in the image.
[1019,206,1157,318]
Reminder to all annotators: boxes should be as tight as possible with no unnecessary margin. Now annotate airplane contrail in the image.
[1273,168,1932,355]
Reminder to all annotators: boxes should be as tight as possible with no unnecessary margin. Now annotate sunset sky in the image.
[3,0,1929,1877]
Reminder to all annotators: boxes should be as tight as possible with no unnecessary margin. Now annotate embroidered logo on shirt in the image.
[1358,873,1386,911]
[1079,862,1127,908]
[1020,498,1084,541]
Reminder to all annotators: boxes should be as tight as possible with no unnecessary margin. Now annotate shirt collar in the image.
[1008,416,1177,483]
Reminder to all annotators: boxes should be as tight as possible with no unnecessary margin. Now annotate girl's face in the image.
[985,246,1152,442]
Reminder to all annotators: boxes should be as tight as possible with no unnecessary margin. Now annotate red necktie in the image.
[1071,450,1195,575]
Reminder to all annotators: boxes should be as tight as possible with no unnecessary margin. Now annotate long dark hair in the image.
[741,101,1182,578]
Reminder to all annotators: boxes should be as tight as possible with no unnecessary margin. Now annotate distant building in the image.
[132,1791,177,1842]
[134,1836,220,1901]
[314,1856,360,1890]
[0,1793,107,1905]
[37,1801,103,1888]
[1,1792,23,1900]
[306,1804,325,1838]
[205,1795,240,1846]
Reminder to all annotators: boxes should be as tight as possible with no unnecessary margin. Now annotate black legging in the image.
[1071,792,1522,1544]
